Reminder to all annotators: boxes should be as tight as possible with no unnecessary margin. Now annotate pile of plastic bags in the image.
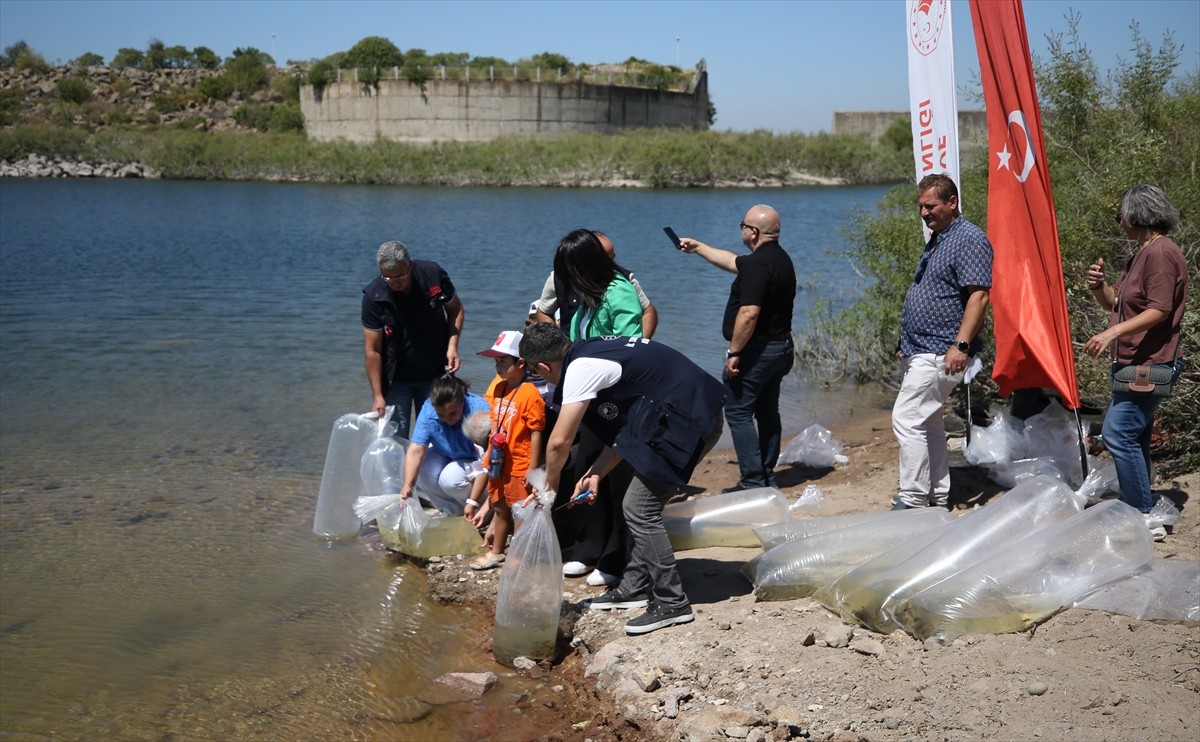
[964,401,1090,488]
[734,474,1198,641]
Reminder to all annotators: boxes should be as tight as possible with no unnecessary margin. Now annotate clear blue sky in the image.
[1,0,1196,133]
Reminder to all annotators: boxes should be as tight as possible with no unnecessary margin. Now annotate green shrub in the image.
[306,59,335,86]
[266,102,304,132]
[197,75,234,100]
[0,124,88,160]
[72,52,105,68]
[172,115,206,130]
[57,77,93,105]
[105,107,133,125]
[270,73,301,102]
[110,48,144,68]
[13,47,50,73]
[0,87,25,126]
[153,85,199,113]
[233,103,268,130]
[193,46,220,70]
[343,36,403,70]
[225,48,269,95]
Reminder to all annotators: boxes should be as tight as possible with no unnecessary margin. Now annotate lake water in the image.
[0,178,894,739]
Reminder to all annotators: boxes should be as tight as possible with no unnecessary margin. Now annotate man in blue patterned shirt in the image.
[892,174,993,509]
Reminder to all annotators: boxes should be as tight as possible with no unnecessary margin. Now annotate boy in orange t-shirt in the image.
[465,331,546,570]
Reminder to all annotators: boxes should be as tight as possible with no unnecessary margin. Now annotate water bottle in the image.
[488,431,507,479]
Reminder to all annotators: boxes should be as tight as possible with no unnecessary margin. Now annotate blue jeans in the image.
[724,338,794,489]
[386,380,431,441]
[1103,380,1167,513]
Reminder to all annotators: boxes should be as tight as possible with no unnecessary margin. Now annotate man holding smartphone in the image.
[678,205,796,491]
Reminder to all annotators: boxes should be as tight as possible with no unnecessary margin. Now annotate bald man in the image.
[679,205,797,491]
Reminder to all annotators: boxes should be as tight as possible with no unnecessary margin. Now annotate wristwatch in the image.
[954,341,971,353]
[726,349,741,358]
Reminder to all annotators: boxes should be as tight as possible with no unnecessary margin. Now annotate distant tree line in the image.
[301,35,695,94]
[2,35,709,127]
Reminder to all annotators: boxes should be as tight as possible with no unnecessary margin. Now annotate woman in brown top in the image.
[1082,185,1189,540]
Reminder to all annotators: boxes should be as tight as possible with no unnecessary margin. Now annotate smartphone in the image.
[662,226,683,250]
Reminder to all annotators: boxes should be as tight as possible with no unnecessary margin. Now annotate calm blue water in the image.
[0,178,893,739]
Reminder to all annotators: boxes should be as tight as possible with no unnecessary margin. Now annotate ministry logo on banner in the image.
[906,0,960,238]
[909,0,948,55]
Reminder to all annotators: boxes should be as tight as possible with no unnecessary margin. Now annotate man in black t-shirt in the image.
[680,205,796,490]
[362,240,465,439]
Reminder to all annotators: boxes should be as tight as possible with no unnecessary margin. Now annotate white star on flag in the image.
[996,143,1012,171]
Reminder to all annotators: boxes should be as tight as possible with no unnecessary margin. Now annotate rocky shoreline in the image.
[418,410,1198,741]
[0,152,158,179]
[0,154,845,188]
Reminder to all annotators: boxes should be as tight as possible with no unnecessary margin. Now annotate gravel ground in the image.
[424,408,1200,741]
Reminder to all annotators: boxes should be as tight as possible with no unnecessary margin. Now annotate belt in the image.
[750,332,791,343]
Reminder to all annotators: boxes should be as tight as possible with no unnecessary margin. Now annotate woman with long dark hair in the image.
[553,229,643,340]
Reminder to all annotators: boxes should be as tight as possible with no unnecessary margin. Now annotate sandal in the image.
[470,553,505,571]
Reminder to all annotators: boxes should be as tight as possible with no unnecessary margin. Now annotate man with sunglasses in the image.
[362,240,465,439]
[892,174,992,510]
[679,205,796,492]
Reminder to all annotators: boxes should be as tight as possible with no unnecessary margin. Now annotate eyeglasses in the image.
[740,222,759,232]
[381,271,411,282]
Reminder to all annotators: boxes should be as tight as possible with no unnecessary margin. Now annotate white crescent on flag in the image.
[997,110,1036,183]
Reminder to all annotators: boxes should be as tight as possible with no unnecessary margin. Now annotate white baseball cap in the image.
[478,330,523,358]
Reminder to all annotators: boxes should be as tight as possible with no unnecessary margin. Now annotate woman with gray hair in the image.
[1082,184,1189,540]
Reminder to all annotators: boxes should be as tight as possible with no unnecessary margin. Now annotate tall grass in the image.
[0,125,910,187]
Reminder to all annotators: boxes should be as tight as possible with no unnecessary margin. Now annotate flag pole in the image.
[1073,408,1088,479]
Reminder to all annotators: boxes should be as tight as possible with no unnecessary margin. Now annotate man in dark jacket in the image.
[520,323,725,636]
[362,240,464,439]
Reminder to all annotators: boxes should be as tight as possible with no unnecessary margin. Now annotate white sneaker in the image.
[562,561,590,577]
[587,569,618,586]
[1144,515,1167,542]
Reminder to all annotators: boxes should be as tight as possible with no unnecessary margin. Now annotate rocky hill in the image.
[0,64,301,132]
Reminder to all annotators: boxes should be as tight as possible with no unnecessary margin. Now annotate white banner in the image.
[907,0,961,226]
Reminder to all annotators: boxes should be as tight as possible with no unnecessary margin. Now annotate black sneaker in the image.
[585,588,649,611]
[625,603,695,635]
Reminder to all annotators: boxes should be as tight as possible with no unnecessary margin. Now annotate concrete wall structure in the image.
[833,110,988,145]
[300,71,709,144]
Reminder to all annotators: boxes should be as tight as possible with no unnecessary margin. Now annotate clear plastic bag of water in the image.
[755,510,899,552]
[1074,558,1199,622]
[663,487,798,550]
[493,470,562,666]
[743,507,955,601]
[313,408,395,539]
[814,475,1083,633]
[889,499,1154,643]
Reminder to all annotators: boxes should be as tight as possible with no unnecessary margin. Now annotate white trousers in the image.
[417,450,483,515]
[892,353,963,508]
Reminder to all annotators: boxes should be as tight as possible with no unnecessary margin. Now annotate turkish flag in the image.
[969,0,1080,408]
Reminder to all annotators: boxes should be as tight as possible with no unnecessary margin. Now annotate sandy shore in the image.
[425,407,1200,741]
